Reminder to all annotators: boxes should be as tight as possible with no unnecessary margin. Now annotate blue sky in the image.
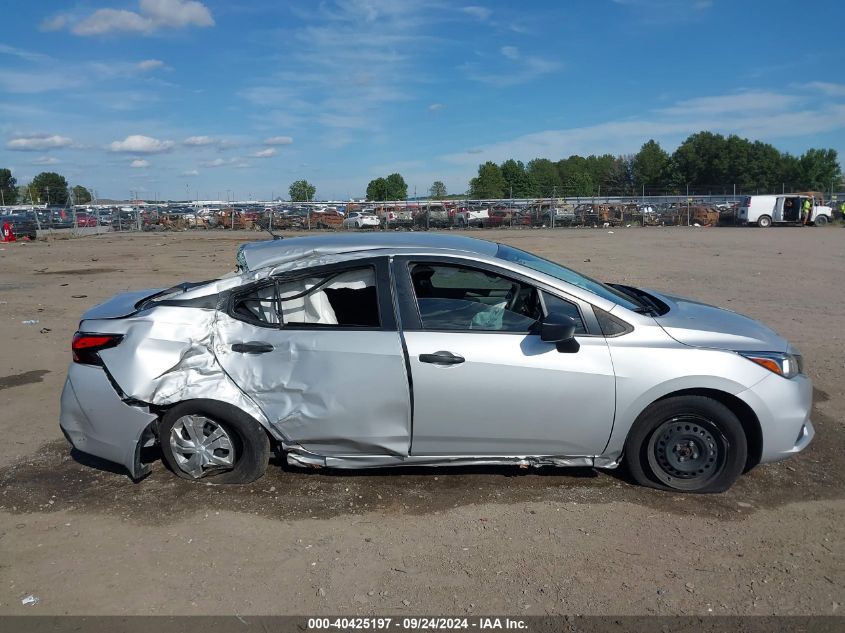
[1,0,843,201]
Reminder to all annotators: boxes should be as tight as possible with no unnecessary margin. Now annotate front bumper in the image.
[59,363,158,480]
[738,372,815,464]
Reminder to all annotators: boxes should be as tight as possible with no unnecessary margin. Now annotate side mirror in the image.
[540,316,580,353]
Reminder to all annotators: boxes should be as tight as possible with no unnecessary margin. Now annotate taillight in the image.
[72,332,122,365]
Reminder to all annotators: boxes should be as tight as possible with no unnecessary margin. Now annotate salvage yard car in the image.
[60,234,814,493]
[342,211,381,229]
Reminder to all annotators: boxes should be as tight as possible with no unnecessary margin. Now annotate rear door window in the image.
[232,266,380,328]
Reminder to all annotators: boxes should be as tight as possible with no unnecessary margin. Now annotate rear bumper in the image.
[59,363,157,480]
[738,372,815,464]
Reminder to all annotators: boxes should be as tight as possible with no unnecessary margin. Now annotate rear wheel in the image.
[160,400,270,484]
[624,396,746,493]
[757,215,772,228]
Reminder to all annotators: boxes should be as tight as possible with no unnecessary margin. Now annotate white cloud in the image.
[6,134,74,151]
[799,82,845,97]
[137,59,165,71]
[252,148,277,158]
[201,157,227,167]
[109,134,174,153]
[32,156,60,165]
[660,91,802,116]
[0,44,51,63]
[130,159,150,168]
[462,6,491,20]
[183,135,216,146]
[263,135,294,146]
[428,103,444,112]
[0,69,86,94]
[181,169,199,176]
[441,89,845,167]
[65,0,214,37]
[139,0,214,28]
[463,53,561,87]
[40,15,68,32]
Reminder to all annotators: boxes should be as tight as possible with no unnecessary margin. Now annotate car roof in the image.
[240,233,499,271]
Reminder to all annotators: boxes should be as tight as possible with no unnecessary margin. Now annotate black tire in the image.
[159,400,270,484]
[624,396,747,493]
[757,215,772,228]
[814,214,828,227]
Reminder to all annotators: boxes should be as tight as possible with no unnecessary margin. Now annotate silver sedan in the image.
[60,234,813,492]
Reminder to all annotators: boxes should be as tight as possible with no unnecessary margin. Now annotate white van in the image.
[737,194,832,227]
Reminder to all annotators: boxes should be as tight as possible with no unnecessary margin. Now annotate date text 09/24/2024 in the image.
[307,617,527,630]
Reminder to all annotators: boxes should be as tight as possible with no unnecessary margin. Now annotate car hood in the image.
[81,288,165,321]
[645,289,788,353]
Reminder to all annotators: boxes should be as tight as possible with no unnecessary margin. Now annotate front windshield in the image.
[495,243,643,311]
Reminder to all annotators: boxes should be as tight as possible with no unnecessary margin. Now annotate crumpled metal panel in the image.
[212,312,411,455]
[90,308,274,435]
[286,449,595,469]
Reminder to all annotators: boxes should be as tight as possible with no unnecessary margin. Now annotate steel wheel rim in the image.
[169,415,235,479]
[646,414,727,490]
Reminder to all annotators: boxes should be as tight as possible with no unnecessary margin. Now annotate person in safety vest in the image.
[802,198,812,225]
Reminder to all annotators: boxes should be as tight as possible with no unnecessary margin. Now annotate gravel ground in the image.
[0,226,842,615]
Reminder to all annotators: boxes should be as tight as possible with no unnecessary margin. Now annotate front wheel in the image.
[757,215,772,228]
[814,214,828,227]
[160,400,270,484]
[624,396,747,493]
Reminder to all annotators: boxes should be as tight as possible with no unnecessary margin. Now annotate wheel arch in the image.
[151,397,281,445]
[652,388,763,472]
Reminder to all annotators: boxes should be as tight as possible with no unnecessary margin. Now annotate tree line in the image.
[466,132,841,199]
[0,169,92,206]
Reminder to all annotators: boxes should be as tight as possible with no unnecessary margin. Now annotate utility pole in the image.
[686,183,690,226]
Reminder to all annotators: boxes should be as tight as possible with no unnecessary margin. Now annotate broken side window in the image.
[277,267,380,327]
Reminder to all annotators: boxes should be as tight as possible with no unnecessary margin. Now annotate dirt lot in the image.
[0,227,842,616]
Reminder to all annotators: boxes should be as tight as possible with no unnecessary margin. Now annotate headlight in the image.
[738,351,803,378]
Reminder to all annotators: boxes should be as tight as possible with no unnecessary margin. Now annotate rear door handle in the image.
[419,351,465,365]
[231,342,274,354]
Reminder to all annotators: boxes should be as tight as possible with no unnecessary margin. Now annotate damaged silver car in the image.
[60,234,814,492]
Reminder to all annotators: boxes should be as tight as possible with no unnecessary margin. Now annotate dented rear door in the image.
[213,258,412,457]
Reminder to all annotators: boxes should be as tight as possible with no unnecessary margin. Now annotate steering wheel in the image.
[506,282,522,312]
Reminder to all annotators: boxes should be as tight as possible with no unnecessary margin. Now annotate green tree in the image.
[527,158,559,197]
[499,159,533,198]
[385,173,408,200]
[671,132,731,191]
[798,148,840,191]
[71,185,92,204]
[557,155,594,196]
[429,180,448,198]
[0,168,18,205]
[289,179,316,202]
[469,161,506,198]
[747,141,784,193]
[30,172,69,206]
[366,177,389,201]
[632,140,671,193]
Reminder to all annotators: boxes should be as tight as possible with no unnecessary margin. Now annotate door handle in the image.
[231,342,274,354]
[419,351,465,365]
